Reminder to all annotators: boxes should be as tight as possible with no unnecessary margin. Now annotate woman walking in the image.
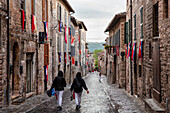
[70,72,89,110]
[50,71,66,111]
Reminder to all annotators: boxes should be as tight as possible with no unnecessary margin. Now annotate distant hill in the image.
[87,42,105,53]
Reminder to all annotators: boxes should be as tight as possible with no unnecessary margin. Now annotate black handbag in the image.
[46,90,52,97]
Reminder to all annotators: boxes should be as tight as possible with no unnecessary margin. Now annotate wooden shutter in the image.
[44,44,49,65]
[134,14,136,40]
[129,19,131,42]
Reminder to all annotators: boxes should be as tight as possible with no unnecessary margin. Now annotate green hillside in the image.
[87,42,105,53]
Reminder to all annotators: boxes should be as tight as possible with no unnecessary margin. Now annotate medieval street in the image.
[0,72,145,113]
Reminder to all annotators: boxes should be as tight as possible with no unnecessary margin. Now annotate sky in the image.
[69,0,126,42]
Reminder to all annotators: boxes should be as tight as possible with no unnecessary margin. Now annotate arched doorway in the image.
[12,43,20,95]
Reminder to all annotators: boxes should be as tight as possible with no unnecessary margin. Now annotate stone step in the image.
[145,99,166,113]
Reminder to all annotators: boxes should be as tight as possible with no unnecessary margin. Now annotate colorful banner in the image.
[21,9,25,30]
[71,35,75,44]
[72,57,75,65]
[131,42,136,61]
[127,43,131,58]
[59,53,61,62]
[44,22,48,40]
[31,15,35,33]
[58,21,61,32]
[44,65,48,82]
[65,26,67,43]
[138,40,143,61]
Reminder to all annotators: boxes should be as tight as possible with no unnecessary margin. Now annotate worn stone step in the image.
[145,99,165,113]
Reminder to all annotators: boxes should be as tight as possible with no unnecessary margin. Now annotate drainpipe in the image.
[130,0,133,95]
[7,0,10,105]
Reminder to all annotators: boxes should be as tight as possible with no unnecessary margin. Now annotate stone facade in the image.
[0,0,8,107]
[105,12,126,88]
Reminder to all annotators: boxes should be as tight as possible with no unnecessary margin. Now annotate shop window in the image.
[153,3,159,37]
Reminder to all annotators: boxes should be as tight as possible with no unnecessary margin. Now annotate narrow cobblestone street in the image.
[24,72,146,113]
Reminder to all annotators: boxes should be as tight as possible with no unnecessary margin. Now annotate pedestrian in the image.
[50,71,66,111]
[70,72,89,110]
[99,72,101,82]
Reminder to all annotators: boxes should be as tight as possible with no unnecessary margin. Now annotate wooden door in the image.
[153,40,161,102]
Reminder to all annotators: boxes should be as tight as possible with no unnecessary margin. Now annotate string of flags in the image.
[44,65,48,82]
[124,40,143,61]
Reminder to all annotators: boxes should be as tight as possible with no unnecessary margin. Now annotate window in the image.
[134,14,136,40]
[153,3,159,37]
[57,4,62,21]
[31,0,35,15]
[124,22,128,44]
[21,0,26,30]
[140,7,143,39]
[129,19,131,42]
[164,0,168,18]
[149,41,152,59]
[42,0,48,22]
[65,10,67,25]
[44,44,49,65]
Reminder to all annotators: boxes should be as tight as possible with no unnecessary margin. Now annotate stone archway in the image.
[12,42,20,95]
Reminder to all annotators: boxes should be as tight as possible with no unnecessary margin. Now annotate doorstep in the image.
[145,98,165,113]
[26,92,36,99]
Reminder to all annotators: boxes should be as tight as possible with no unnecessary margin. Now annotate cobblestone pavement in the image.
[0,72,146,113]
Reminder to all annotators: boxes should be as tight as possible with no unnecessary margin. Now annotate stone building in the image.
[142,0,170,112]
[104,12,126,88]
[0,0,54,106]
[54,0,75,84]
[125,0,170,112]
[0,0,8,107]
[98,50,106,75]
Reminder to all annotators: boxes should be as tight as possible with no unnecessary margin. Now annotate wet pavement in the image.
[0,72,146,113]
[27,72,145,113]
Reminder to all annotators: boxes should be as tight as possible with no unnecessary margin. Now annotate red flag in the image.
[138,41,142,59]
[131,43,136,61]
[79,50,81,54]
[127,43,131,58]
[31,15,35,33]
[72,57,75,65]
[65,26,67,43]
[21,9,25,30]
[71,35,75,44]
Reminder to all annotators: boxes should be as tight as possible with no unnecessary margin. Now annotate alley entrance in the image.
[26,53,34,93]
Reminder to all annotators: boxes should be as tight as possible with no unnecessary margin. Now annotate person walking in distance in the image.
[70,72,89,110]
[99,72,102,82]
[50,71,66,111]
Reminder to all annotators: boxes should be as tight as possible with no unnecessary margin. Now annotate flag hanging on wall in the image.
[44,65,48,82]
[31,15,35,33]
[58,21,61,32]
[138,40,143,61]
[125,45,128,57]
[71,35,75,44]
[44,22,48,40]
[21,9,25,30]
[116,46,119,56]
[59,53,61,62]
[127,43,131,58]
[72,57,75,65]
[131,42,136,61]
[69,28,71,36]
[65,26,67,43]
